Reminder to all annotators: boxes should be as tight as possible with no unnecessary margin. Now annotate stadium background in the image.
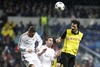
[0,0,100,67]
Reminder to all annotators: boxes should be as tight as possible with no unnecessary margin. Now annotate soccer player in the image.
[38,37,61,67]
[56,20,84,67]
[18,26,43,67]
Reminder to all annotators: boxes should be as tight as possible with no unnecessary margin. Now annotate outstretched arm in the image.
[35,32,43,52]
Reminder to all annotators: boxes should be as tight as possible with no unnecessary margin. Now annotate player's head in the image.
[46,36,54,47]
[71,20,80,31]
[28,26,36,37]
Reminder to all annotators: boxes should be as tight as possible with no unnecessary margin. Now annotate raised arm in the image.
[35,32,43,51]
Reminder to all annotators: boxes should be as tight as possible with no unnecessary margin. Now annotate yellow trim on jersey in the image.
[62,29,83,56]
[52,59,63,67]
[52,59,57,67]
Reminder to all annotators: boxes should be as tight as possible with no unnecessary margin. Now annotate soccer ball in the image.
[55,2,65,11]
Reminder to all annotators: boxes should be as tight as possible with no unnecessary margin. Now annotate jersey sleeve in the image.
[61,30,66,39]
[35,32,43,49]
[80,34,84,42]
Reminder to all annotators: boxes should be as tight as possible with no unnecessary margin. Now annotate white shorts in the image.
[22,53,42,67]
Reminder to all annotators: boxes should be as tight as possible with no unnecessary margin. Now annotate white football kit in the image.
[39,45,55,67]
[18,32,42,67]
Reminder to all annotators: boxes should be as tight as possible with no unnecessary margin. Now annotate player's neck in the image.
[75,30,79,33]
[46,45,51,48]
[72,29,79,34]
[27,32,32,37]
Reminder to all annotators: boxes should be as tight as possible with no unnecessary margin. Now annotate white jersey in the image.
[18,32,43,56]
[39,45,55,67]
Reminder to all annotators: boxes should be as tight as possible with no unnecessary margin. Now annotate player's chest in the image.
[43,49,53,57]
[66,34,81,41]
[25,38,36,44]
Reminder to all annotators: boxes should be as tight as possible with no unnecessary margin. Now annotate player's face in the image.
[71,23,78,31]
[28,32,35,37]
[46,38,53,47]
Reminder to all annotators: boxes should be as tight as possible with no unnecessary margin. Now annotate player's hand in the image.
[27,49,33,53]
[56,37,61,43]
[56,50,61,56]
[54,50,61,59]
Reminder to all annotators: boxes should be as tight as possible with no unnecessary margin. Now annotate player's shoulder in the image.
[79,31,84,37]
[66,29,71,33]
[51,48,55,54]
[41,45,47,48]
[34,32,39,37]
[51,48,55,52]
[19,32,27,39]
[67,29,71,31]
[40,45,47,50]
[34,32,42,39]
[79,31,83,35]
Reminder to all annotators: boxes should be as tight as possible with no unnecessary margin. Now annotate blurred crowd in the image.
[0,0,100,18]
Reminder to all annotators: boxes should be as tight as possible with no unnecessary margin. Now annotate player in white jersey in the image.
[38,37,61,67]
[18,26,42,67]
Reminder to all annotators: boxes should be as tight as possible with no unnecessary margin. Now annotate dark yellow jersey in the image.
[61,29,83,56]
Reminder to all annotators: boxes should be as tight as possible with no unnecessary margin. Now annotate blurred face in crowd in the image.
[46,38,53,48]
[71,23,78,32]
